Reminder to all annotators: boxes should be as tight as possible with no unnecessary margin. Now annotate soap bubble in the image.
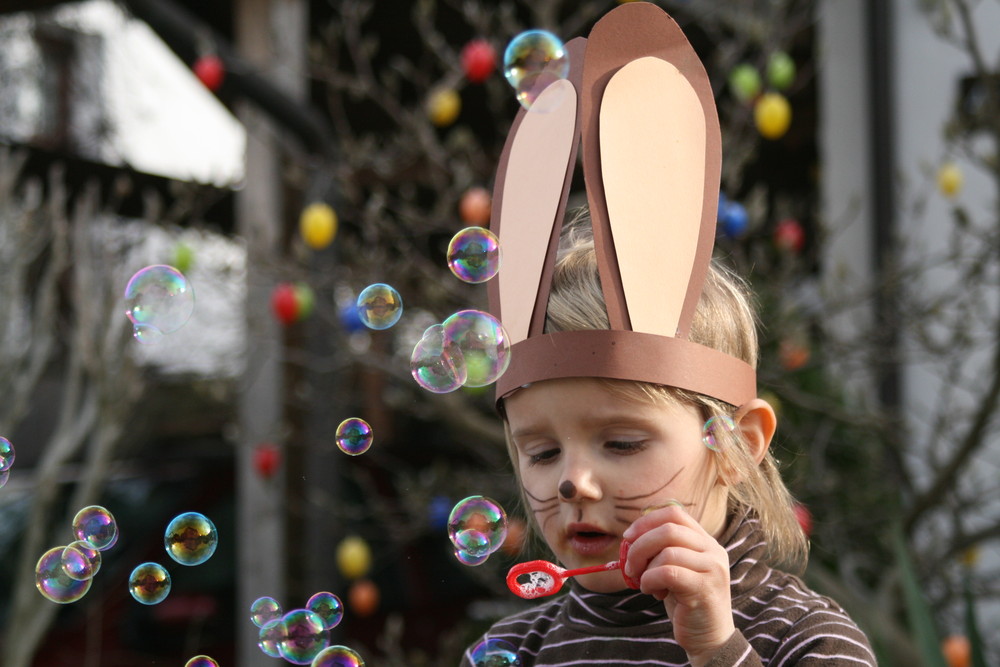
[258,618,285,658]
[336,418,373,456]
[454,529,491,558]
[312,645,366,667]
[164,511,218,566]
[0,437,14,472]
[503,30,569,110]
[128,562,171,605]
[279,608,330,665]
[72,505,118,551]
[410,324,467,393]
[251,596,283,627]
[702,415,736,452]
[448,496,508,557]
[184,657,219,667]
[470,638,522,666]
[36,546,92,603]
[61,540,101,581]
[131,322,165,344]
[124,264,195,334]
[307,591,345,630]
[0,470,8,488]
[356,283,403,330]
[447,227,501,284]
[442,310,511,387]
[454,547,491,567]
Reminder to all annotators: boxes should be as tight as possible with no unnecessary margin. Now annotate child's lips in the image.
[566,524,618,557]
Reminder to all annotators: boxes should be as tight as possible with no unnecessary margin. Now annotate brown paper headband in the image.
[487,3,757,408]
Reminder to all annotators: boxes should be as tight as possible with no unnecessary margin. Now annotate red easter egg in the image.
[271,283,299,325]
[253,443,280,479]
[348,579,380,618]
[792,502,813,538]
[774,218,805,253]
[193,55,225,91]
[461,39,496,84]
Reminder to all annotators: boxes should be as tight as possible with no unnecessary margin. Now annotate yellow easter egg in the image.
[299,202,338,250]
[937,162,963,198]
[754,92,792,140]
[427,88,461,127]
[336,535,372,580]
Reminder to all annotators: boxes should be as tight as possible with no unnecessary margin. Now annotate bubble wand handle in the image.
[506,541,639,599]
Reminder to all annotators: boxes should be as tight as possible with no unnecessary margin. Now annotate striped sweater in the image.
[461,512,876,666]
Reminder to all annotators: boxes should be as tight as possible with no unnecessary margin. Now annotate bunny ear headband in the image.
[486,3,757,408]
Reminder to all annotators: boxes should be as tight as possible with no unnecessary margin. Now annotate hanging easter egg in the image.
[720,200,749,239]
[193,55,225,91]
[427,88,461,127]
[347,579,380,618]
[941,635,970,667]
[172,242,194,274]
[339,303,366,334]
[937,162,963,198]
[459,187,492,225]
[336,535,372,580]
[728,63,761,104]
[271,283,299,325]
[779,338,810,371]
[792,502,813,538]
[754,92,791,139]
[461,39,496,84]
[773,218,805,253]
[253,443,280,479]
[299,202,338,250]
[766,51,796,91]
[293,283,315,321]
[500,517,526,556]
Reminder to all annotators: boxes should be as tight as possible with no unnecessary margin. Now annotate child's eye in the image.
[528,448,560,465]
[605,440,647,454]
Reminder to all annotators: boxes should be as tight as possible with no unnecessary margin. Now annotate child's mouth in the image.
[567,526,617,556]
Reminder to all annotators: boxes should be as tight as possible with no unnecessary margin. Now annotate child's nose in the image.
[558,462,602,501]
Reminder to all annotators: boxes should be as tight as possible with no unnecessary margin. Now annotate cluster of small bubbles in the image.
[335,418,373,456]
[128,562,171,605]
[251,595,283,627]
[503,30,569,110]
[72,505,119,551]
[410,324,468,393]
[61,540,101,581]
[356,283,403,331]
[184,656,220,667]
[311,645,366,667]
[702,415,736,452]
[35,546,93,603]
[279,608,330,665]
[447,227,501,284]
[470,638,522,666]
[306,591,344,629]
[124,264,195,343]
[448,496,508,566]
[441,310,511,387]
[258,618,285,658]
[0,436,13,489]
[165,511,218,566]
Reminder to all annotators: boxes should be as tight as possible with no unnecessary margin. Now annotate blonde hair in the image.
[504,209,808,571]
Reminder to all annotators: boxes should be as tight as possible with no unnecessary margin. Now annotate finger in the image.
[623,503,701,542]
[640,548,729,600]
[623,521,708,580]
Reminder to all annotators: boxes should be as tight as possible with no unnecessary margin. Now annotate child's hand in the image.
[622,505,735,667]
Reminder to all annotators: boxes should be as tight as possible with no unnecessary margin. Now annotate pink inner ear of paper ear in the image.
[600,56,706,338]
[497,79,579,345]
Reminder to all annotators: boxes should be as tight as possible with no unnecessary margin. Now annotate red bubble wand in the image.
[506,540,639,599]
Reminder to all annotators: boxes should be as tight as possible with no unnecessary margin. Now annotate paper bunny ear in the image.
[488,6,756,408]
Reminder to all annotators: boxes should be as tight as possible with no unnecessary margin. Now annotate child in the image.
[462,3,876,666]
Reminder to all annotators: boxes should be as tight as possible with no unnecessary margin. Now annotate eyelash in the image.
[525,440,648,465]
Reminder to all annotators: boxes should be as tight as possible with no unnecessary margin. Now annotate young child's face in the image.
[506,377,729,593]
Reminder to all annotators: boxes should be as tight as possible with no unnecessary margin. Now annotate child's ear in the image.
[734,398,777,465]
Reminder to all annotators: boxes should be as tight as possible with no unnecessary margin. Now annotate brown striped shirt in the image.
[461,511,876,666]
